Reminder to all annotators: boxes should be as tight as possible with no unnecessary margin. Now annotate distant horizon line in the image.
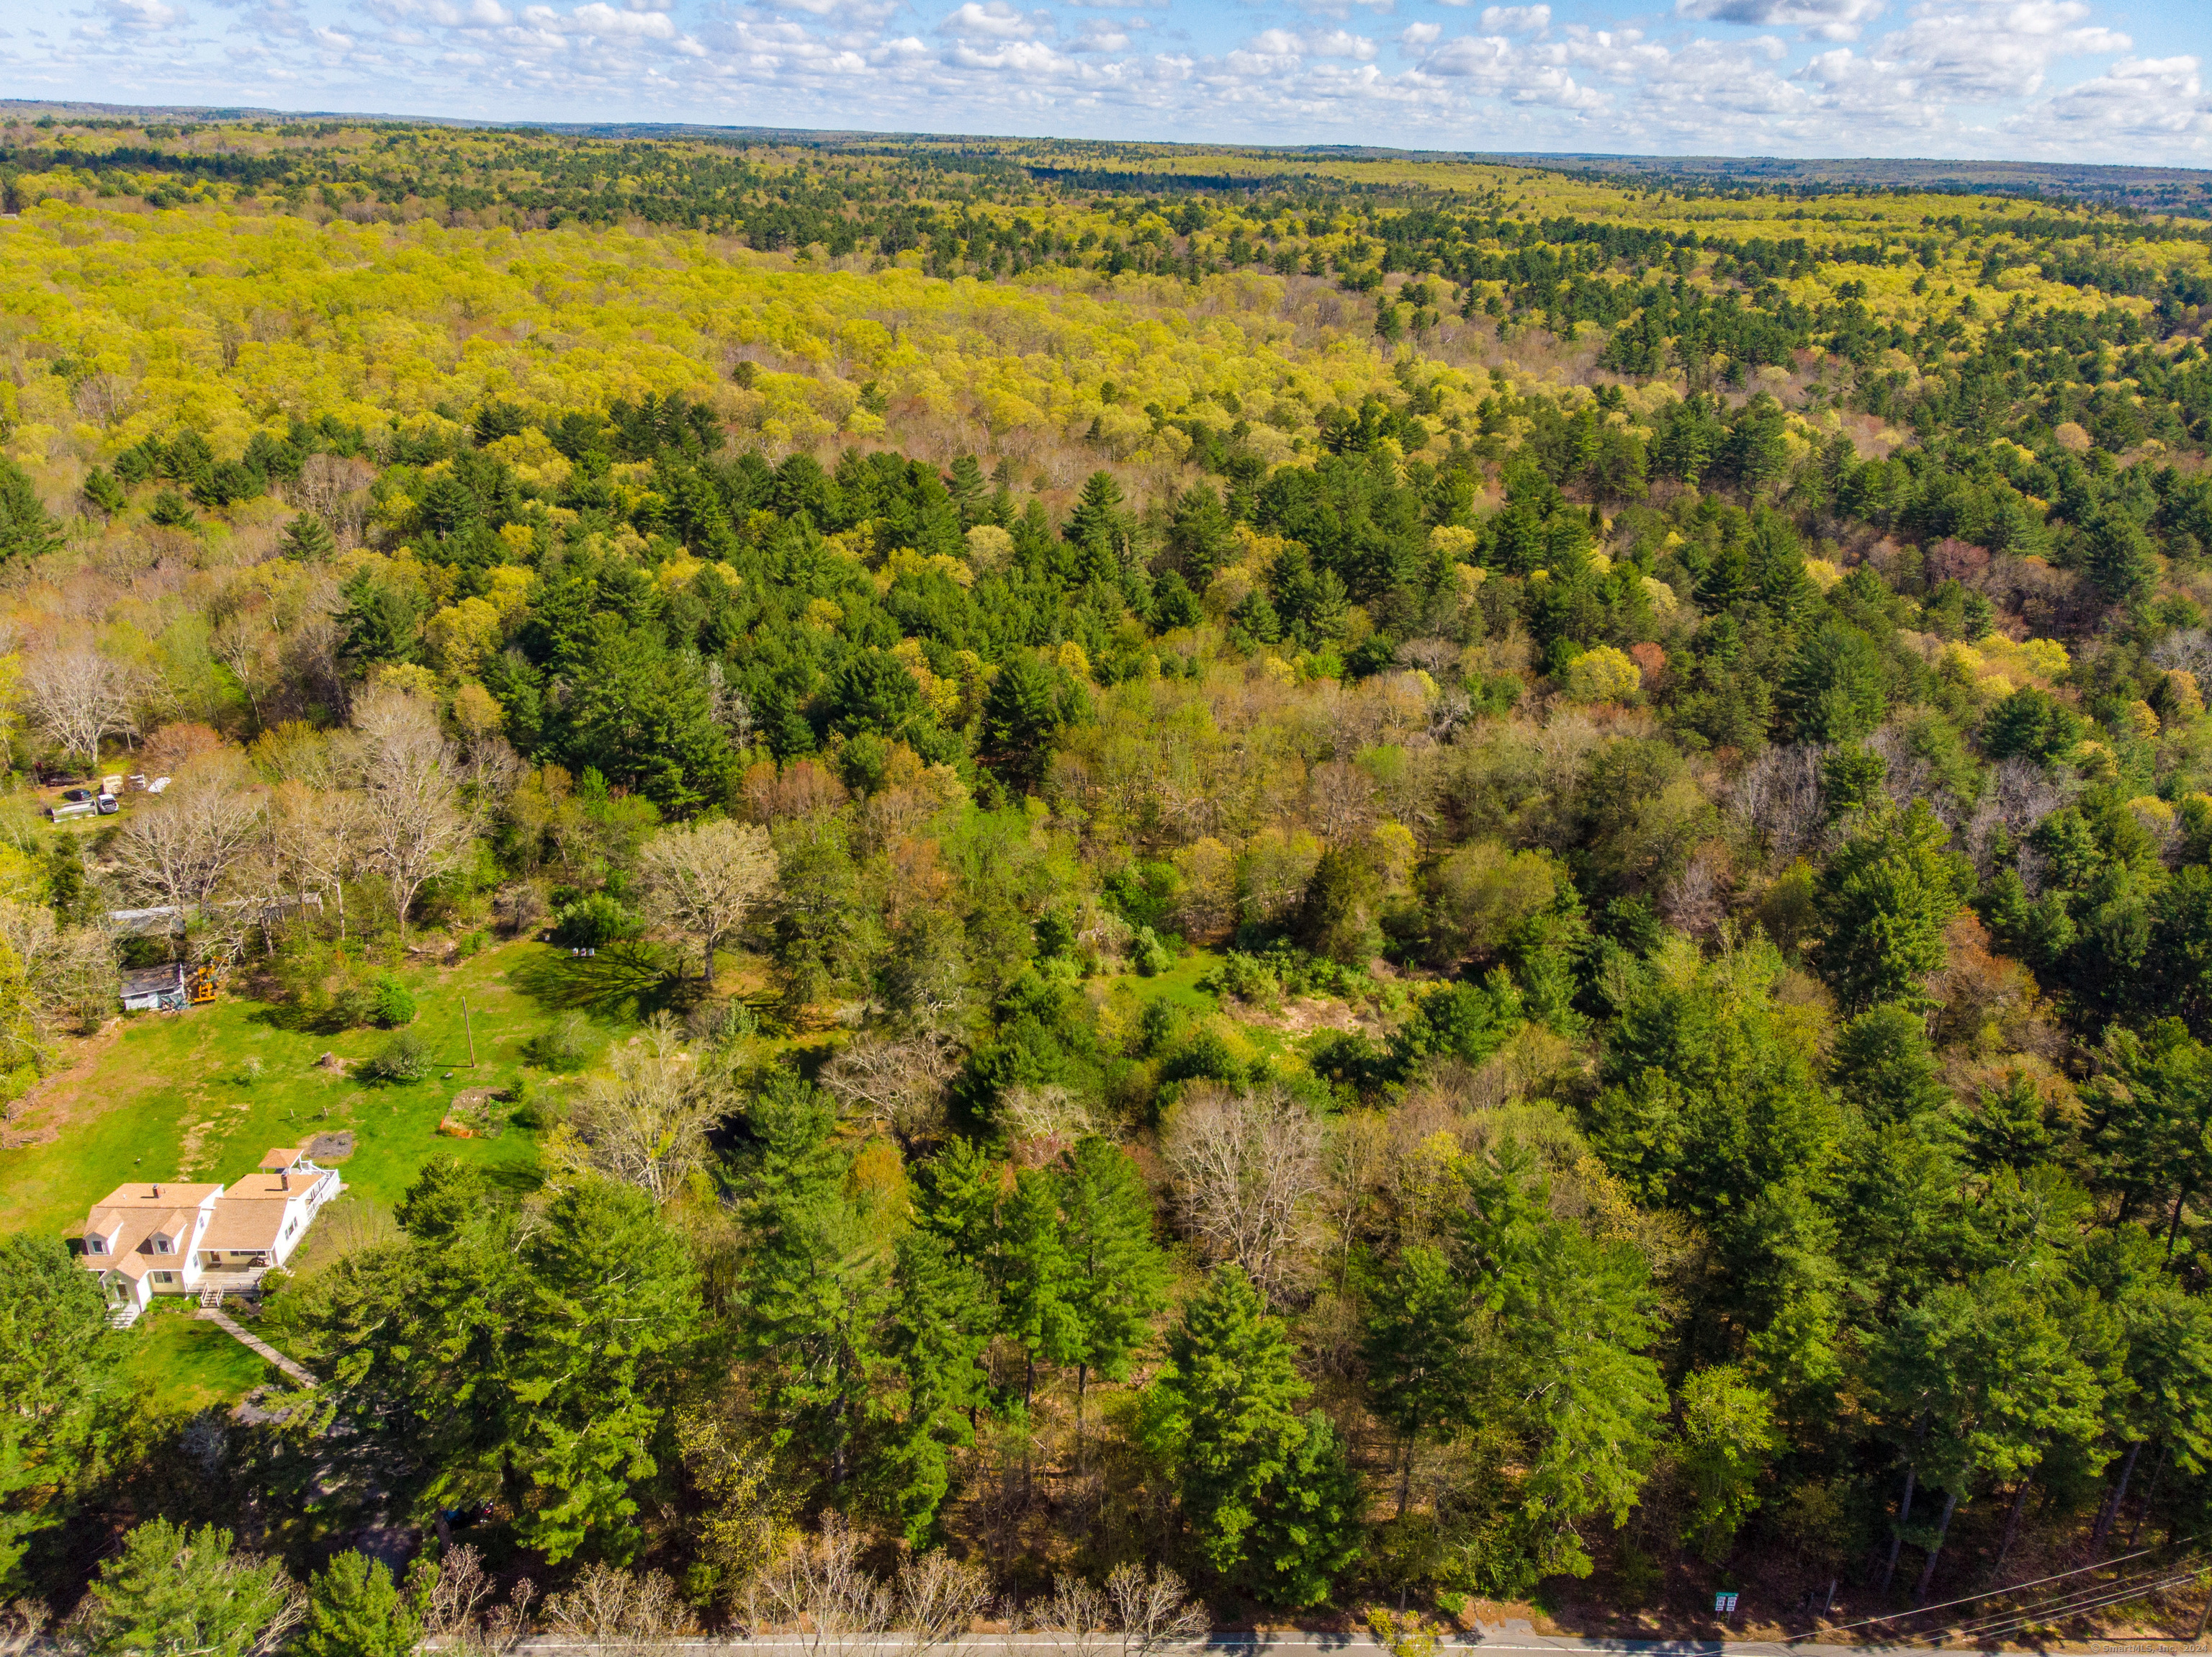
[4,99,2209,179]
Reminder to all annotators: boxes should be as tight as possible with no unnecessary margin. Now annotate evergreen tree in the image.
[2086,507,2158,606]
[1145,1266,1361,1604]
[945,454,986,526]
[1056,1136,1169,1452]
[877,1229,994,1543]
[981,650,1064,794]
[993,1166,1080,1409]
[734,1069,894,1491]
[1362,1244,1478,1516]
[1817,801,1966,1013]
[0,1234,117,1589]
[82,465,127,517]
[284,511,337,560]
[1164,483,1233,583]
[335,567,426,669]
[511,1179,704,1563]
[84,1521,298,1657]
[300,1553,433,1657]
[0,457,63,563]
[1779,621,1887,745]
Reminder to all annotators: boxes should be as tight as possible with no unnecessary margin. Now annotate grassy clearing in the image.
[0,937,608,1245]
[118,1301,274,1411]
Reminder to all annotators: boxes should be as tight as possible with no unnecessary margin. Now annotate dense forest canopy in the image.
[4,114,2212,1654]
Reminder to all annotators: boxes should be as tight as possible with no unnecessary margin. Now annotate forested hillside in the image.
[4,113,2212,1650]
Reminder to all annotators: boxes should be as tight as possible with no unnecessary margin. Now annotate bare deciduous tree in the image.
[289,454,375,547]
[897,1550,992,1657]
[636,817,777,983]
[1104,1563,1206,1657]
[425,1544,496,1639]
[269,778,366,938]
[22,647,140,776]
[111,752,267,947]
[1728,742,1826,866]
[548,1015,729,1203]
[543,1563,693,1656]
[353,686,474,941]
[1161,1081,1323,1303]
[0,899,116,1040]
[753,1517,891,1657]
[1308,758,1379,842]
[211,609,279,726]
[1043,1574,1111,1657]
[818,1030,957,1148]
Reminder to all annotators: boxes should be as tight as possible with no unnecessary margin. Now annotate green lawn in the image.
[0,938,603,1246]
[119,1301,276,1411]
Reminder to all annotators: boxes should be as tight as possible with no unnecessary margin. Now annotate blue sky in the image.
[3,0,2208,162]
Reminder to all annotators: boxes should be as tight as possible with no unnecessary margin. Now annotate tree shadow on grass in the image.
[505,940,693,1022]
[246,1000,362,1037]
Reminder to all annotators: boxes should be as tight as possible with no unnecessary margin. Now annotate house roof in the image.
[199,1164,333,1252]
[109,907,186,938]
[119,964,184,997]
[86,1183,223,1220]
[225,1167,329,1201]
[81,1185,220,1265]
[261,1147,304,1171]
[199,1200,287,1252]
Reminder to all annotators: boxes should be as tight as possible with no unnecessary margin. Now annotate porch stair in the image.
[107,1303,142,1329]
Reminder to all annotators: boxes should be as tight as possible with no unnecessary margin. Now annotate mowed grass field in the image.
[123,1300,277,1411]
[0,938,598,1247]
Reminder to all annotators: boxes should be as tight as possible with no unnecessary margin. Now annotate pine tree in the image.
[1146,1265,1359,1603]
[1244,1408,1364,1609]
[513,1180,703,1565]
[1817,801,1967,1013]
[981,650,1064,794]
[915,1134,1006,1265]
[300,1552,433,1657]
[1066,470,1127,556]
[82,466,127,517]
[877,1229,994,1543]
[1362,1244,1477,1516]
[0,457,63,564]
[945,454,986,526]
[734,1071,894,1494]
[1056,1136,1169,1457]
[84,1521,297,1657]
[284,511,336,560]
[994,1167,1080,1410]
[0,1234,118,1587]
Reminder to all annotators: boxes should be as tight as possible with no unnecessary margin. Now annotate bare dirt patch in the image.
[1220,994,1377,1039]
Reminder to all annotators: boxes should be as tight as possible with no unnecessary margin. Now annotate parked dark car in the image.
[60,788,91,803]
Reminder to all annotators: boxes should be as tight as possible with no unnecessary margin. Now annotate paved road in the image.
[502,1629,2192,1657]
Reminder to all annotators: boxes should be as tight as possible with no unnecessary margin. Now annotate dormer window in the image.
[86,1236,107,1255]
[152,1234,174,1254]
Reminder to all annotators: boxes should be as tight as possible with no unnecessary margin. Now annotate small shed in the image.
[120,963,188,1013]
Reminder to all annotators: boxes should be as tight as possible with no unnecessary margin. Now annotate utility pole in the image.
[462,995,477,1067]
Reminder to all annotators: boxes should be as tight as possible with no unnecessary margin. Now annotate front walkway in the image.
[194,1307,317,1387]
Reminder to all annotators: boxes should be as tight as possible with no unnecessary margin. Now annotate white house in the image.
[76,1182,223,1317]
[119,963,188,1012]
[77,1146,344,1322]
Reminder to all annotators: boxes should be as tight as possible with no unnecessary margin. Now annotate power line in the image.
[1936,1558,2208,1643]
[1938,1566,2211,1648]
[1785,1535,2204,1643]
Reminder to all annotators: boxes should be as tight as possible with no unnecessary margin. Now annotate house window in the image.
[152,1270,177,1285]
[152,1236,174,1254]
[86,1237,107,1254]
